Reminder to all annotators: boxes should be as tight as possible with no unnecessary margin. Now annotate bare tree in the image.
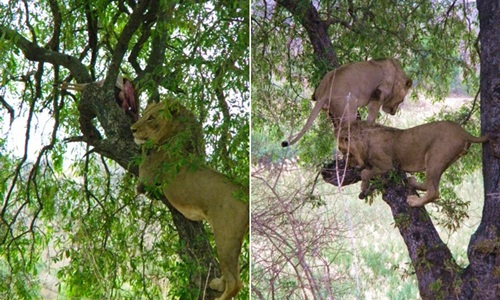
[251,161,353,299]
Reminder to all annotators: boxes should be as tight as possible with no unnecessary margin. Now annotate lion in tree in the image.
[131,100,249,300]
[282,58,412,147]
[337,120,488,207]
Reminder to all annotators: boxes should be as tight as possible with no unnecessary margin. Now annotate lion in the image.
[131,101,249,300]
[337,120,488,207]
[282,58,412,147]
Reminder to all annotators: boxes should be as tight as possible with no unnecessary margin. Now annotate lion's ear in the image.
[406,78,413,88]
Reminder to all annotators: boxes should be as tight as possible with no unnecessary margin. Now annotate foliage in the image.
[0,0,249,298]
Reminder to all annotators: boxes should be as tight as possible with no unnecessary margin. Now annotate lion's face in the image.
[131,102,170,145]
[337,132,366,168]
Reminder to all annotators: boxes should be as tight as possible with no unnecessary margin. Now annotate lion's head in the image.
[337,125,368,168]
[131,102,166,145]
[131,100,204,156]
[380,59,413,115]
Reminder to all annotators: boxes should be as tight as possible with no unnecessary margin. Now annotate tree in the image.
[0,1,249,299]
[252,0,499,298]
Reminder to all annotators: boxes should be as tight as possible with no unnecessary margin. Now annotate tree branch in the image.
[78,84,139,173]
[0,26,91,83]
[46,0,62,51]
[277,0,338,71]
[379,173,462,298]
[105,0,152,89]
[84,2,99,80]
[0,96,15,125]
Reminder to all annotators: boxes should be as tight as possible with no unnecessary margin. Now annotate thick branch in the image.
[78,84,139,172]
[105,0,152,88]
[321,158,361,187]
[379,174,462,298]
[277,0,338,71]
[0,26,91,83]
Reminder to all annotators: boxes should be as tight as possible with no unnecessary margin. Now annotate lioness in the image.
[282,58,412,147]
[131,101,249,300]
[337,121,488,207]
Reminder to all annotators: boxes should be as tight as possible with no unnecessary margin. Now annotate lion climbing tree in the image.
[277,0,500,298]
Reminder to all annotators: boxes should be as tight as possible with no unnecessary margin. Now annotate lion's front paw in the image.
[209,277,225,292]
[407,195,424,207]
[359,187,374,199]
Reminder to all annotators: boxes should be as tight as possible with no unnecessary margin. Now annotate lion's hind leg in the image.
[407,170,443,207]
[209,203,248,300]
[408,176,427,191]
[211,228,245,300]
[408,142,467,207]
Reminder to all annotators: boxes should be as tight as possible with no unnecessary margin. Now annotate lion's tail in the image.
[466,134,489,144]
[282,98,325,147]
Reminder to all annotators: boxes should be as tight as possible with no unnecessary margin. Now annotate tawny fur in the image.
[131,101,248,300]
[337,120,488,207]
[283,58,412,147]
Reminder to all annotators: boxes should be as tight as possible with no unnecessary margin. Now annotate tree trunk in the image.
[279,0,500,298]
[462,1,500,299]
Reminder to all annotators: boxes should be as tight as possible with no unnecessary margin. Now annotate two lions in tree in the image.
[284,58,488,207]
[131,101,248,300]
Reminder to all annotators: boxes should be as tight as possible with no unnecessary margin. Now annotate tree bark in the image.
[277,0,338,71]
[463,1,500,299]
[278,0,500,298]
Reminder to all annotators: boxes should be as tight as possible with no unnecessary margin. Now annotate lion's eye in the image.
[147,115,155,121]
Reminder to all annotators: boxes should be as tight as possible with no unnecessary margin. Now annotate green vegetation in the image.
[0,1,249,299]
